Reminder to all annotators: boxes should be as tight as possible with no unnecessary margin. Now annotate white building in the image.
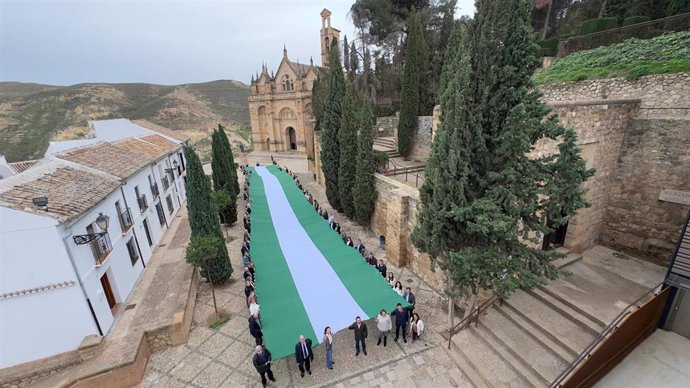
[0,120,188,369]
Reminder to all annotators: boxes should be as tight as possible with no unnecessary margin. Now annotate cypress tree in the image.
[338,81,359,219]
[210,126,238,224]
[353,100,377,225]
[397,11,427,159]
[411,0,592,301]
[344,35,351,74]
[320,44,346,211]
[217,124,240,197]
[184,145,233,283]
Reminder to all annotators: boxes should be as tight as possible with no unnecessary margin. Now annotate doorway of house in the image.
[542,219,569,251]
[100,273,116,310]
[286,127,297,150]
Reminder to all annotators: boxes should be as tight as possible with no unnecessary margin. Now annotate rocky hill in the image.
[0,80,251,162]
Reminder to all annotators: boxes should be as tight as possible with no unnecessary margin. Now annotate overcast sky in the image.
[0,0,475,86]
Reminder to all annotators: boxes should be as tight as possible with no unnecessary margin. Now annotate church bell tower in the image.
[320,8,340,67]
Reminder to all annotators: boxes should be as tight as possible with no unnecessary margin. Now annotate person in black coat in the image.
[294,335,314,377]
[377,260,387,278]
[253,345,275,388]
[403,287,417,319]
[347,316,368,356]
[248,311,263,345]
[354,239,365,254]
[391,303,408,343]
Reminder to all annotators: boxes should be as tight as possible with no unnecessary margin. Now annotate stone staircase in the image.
[446,248,661,387]
[373,136,401,158]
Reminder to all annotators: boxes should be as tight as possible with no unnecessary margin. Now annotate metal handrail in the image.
[447,295,499,349]
[550,281,664,387]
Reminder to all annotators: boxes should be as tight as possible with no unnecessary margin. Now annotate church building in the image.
[248,8,340,158]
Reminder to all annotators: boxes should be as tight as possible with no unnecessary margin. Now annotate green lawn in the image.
[534,32,690,84]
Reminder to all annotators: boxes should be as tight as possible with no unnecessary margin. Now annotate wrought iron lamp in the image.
[73,212,110,245]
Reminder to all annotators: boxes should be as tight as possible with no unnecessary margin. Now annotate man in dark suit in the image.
[391,303,408,343]
[348,316,368,356]
[248,311,263,345]
[294,335,314,377]
[253,345,276,388]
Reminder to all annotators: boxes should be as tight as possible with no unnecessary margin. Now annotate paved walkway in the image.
[140,152,471,387]
[595,329,690,388]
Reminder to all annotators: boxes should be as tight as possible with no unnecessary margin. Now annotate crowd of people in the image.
[240,162,426,388]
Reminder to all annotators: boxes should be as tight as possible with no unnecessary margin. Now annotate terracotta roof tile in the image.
[8,160,39,174]
[113,135,178,162]
[57,143,151,178]
[131,119,190,142]
[0,164,121,223]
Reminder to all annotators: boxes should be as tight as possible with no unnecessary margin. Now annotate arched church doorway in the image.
[286,127,297,150]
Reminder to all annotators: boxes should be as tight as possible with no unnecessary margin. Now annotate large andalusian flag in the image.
[248,165,408,359]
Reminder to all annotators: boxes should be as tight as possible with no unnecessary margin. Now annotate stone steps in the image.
[452,328,530,387]
[494,302,577,362]
[477,305,568,384]
[528,288,606,334]
[447,339,493,388]
[503,290,597,355]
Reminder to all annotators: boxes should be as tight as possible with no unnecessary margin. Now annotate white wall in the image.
[64,189,145,335]
[0,208,97,368]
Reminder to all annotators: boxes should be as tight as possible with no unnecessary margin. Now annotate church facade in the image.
[248,8,340,158]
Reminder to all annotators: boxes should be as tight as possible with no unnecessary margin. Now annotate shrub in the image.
[538,37,560,57]
[622,16,651,27]
[373,150,389,169]
[578,18,619,35]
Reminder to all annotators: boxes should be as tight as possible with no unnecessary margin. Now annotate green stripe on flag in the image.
[247,168,316,359]
[266,165,410,316]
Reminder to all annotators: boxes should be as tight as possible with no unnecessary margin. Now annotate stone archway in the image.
[286,127,297,150]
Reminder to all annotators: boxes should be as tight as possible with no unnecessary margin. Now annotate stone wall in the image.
[374,115,433,161]
[371,174,445,292]
[537,99,641,252]
[539,72,690,109]
[601,118,690,265]
[375,115,398,138]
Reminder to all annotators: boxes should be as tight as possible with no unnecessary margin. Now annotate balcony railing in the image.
[137,194,148,213]
[118,208,134,233]
[161,176,170,191]
[90,233,113,266]
[150,183,160,199]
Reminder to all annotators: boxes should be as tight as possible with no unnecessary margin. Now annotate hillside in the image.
[0,80,251,162]
[534,32,690,84]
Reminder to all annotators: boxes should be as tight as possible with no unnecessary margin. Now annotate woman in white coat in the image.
[375,309,392,347]
[409,313,425,344]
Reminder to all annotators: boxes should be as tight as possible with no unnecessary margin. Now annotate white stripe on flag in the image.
[255,167,367,340]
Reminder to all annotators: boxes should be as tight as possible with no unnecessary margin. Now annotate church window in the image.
[283,75,294,92]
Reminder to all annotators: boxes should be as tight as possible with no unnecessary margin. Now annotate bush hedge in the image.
[578,17,619,35]
[538,37,560,57]
[373,149,389,169]
[622,16,651,26]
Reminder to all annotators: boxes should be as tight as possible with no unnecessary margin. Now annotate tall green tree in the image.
[411,0,593,303]
[338,81,359,219]
[397,11,427,158]
[211,126,238,224]
[320,44,347,211]
[353,100,378,225]
[184,146,233,283]
[311,72,329,132]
